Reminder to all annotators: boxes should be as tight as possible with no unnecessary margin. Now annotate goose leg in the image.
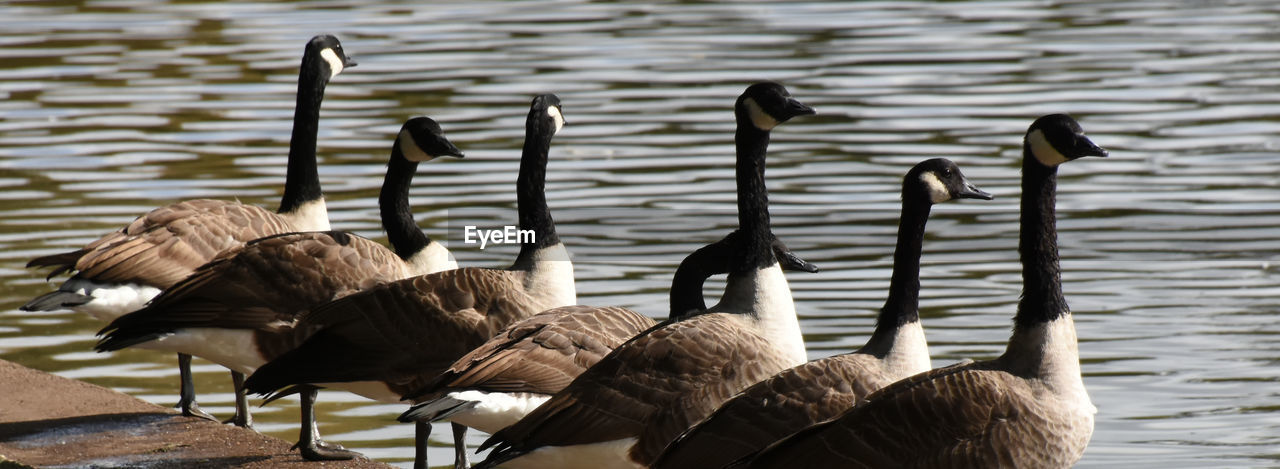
[177,353,216,421]
[226,371,254,429]
[414,421,431,469]
[295,386,359,461]
[451,422,469,469]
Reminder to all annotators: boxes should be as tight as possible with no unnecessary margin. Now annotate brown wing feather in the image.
[54,200,299,288]
[410,305,656,400]
[97,231,413,355]
[655,353,894,469]
[744,360,1091,469]
[244,268,555,398]
[484,313,799,466]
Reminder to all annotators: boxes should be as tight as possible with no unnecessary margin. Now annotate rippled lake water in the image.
[1,1,1278,467]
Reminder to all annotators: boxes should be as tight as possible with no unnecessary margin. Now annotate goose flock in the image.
[21,35,1108,469]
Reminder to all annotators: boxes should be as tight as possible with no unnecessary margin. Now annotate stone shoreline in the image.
[0,359,392,468]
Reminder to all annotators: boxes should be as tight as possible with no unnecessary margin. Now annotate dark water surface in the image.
[1,1,1278,467]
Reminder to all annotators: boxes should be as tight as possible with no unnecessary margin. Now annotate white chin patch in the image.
[919,172,951,204]
[743,98,780,131]
[319,48,345,80]
[398,129,434,162]
[547,105,565,134]
[1028,129,1069,167]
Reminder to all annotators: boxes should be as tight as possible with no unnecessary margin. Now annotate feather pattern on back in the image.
[742,359,1093,469]
[33,199,309,289]
[244,267,567,398]
[412,305,656,400]
[655,353,894,469]
[482,312,799,466]
[95,230,417,355]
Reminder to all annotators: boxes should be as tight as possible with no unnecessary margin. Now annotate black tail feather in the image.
[21,291,91,312]
[243,359,298,397]
[26,249,89,280]
[473,441,526,469]
[95,330,170,352]
[398,396,478,423]
[260,384,316,406]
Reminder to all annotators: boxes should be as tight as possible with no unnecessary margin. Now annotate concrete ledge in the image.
[0,359,392,468]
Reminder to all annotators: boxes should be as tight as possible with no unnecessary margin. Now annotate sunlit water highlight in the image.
[1,1,1278,467]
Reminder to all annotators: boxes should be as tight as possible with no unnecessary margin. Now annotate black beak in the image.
[772,238,819,273]
[1075,135,1107,158]
[956,179,993,200]
[443,143,464,158]
[779,250,820,273]
[785,98,817,118]
[345,56,358,68]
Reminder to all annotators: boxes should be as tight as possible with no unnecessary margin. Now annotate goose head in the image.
[1024,114,1108,168]
[736,82,817,132]
[907,158,992,205]
[527,94,566,137]
[307,34,357,80]
[398,117,465,163]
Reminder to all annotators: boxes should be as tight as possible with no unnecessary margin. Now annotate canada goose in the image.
[651,158,992,469]
[473,82,815,469]
[241,94,575,463]
[396,237,817,469]
[737,114,1107,469]
[20,34,354,421]
[95,116,462,436]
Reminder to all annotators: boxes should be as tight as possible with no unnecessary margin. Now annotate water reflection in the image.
[1,0,1279,467]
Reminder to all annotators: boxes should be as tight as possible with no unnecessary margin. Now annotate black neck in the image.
[513,120,560,267]
[731,117,776,272]
[1015,147,1069,328]
[277,54,327,214]
[380,141,431,260]
[871,194,931,336]
[668,239,734,319]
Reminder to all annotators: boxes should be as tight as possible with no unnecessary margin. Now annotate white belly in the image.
[444,390,549,434]
[500,438,640,469]
[65,280,162,322]
[323,380,403,404]
[147,328,265,375]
